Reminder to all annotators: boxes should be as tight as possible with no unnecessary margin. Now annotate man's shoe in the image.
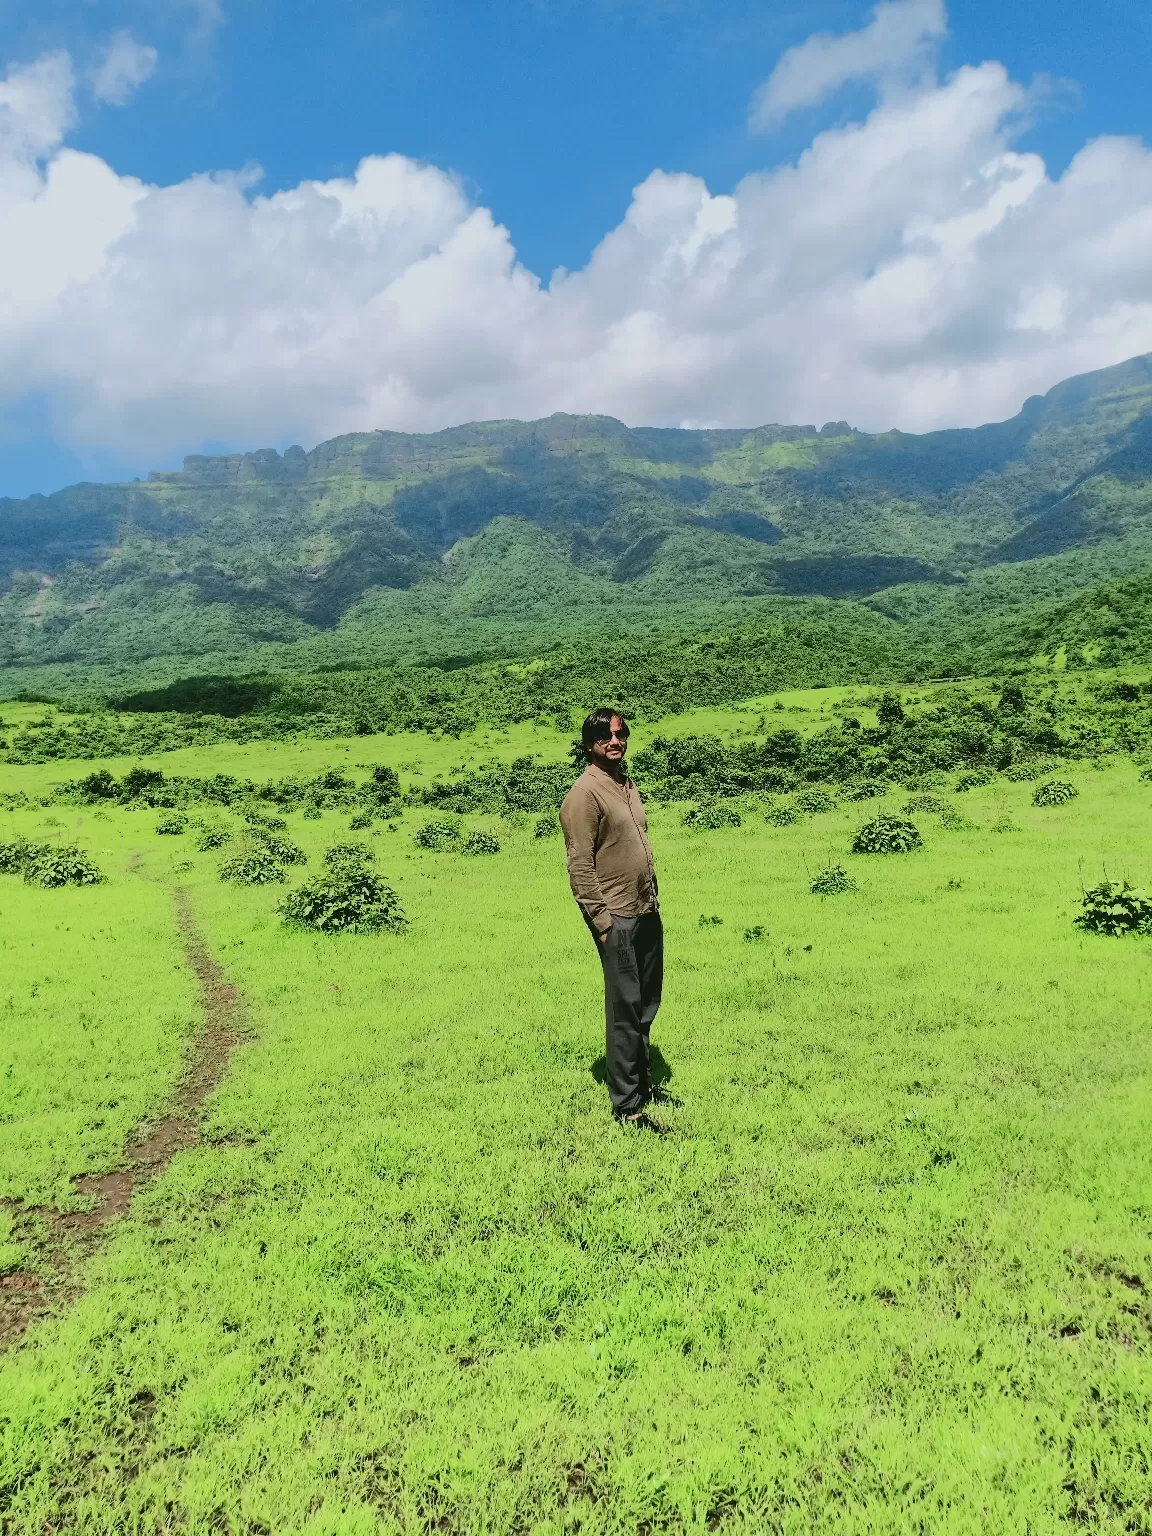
[614,1110,668,1134]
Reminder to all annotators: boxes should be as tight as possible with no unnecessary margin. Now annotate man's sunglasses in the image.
[599,727,629,741]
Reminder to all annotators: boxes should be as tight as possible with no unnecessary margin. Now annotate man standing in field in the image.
[560,708,663,1125]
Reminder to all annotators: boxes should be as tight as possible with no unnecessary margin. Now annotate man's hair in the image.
[580,707,629,758]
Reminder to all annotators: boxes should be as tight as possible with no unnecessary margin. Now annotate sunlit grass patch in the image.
[0,730,1150,1530]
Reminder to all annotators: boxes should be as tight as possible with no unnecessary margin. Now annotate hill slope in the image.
[1,353,1151,674]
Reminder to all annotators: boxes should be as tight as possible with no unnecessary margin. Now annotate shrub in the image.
[954,770,994,792]
[155,812,188,835]
[249,829,307,866]
[991,815,1020,833]
[901,770,948,791]
[363,763,401,810]
[218,834,302,885]
[324,841,375,872]
[852,815,922,854]
[243,809,288,831]
[1006,761,1052,782]
[279,848,408,933]
[302,805,323,819]
[939,805,975,830]
[1033,779,1079,807]
[795,787,837,814]
[533,814,559,838]
[843,780,887,801]
[743,925,768,942]
[77,769,118,801]
[349,812,374,831]
[811,863,858,894]
[903,793,944,814]
[682,801,742,829]
[462,830,501,855]
[698,914,723,927]
[764,803,800,826]
[876,693,905,728]
[1075,879,1152,937]
[0,837,36,874]
[195,826,231,851]
[415,819,462,850]
[23,844,105,887]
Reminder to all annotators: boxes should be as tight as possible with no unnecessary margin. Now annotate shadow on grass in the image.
[590,1043,673,1089]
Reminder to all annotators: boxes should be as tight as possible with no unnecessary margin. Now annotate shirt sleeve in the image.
[559,783,612,933]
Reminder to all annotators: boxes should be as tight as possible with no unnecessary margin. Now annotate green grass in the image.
[1,723,1151,1532]
[0,811,200,1273]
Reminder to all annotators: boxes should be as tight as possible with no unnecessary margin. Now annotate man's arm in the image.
[559,785,612,937]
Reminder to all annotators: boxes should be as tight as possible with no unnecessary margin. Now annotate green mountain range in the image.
[2,351,1152,686]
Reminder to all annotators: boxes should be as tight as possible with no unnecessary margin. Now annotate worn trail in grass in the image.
[0,886,246,1348]
[0,736,1150,1532]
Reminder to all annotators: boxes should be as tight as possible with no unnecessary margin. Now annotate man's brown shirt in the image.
[559,764,658,935]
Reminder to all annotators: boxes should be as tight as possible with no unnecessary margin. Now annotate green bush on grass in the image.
[194,826,231,851]
[1033,779,1079,807]
[1075,879,1152,937]
[764,803,800,826]
[462,831,501,855]
[795,787,838,814]
[954,770,994,792]
[903,794,945,814]
[23,844,106,887]
[415,819,462,850]
[811,863,859,894]
[852,815,923,854]
[682,801,742,829]
[279,844,408,934]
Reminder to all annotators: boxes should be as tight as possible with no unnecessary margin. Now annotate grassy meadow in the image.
[1,697,1151,1532]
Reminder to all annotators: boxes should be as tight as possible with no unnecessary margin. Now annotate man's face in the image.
[589,716,629,769]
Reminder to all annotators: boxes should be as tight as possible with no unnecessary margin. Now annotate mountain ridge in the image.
[2,351,1151,677]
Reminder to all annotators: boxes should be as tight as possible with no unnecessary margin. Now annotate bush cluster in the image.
[764,802,800,826]
[903,794,945,813]
[682,801,742,830]
[279,844,408,934]
[155,812,188,835]
[219,830,307,886]
[810,864,858,895]
[415,819,461,850]
[462,831,501,855]
[852,815,923,854]
[0,838,105,886]
[843,780,887,801]
[954,770,994,792]
[1075,879,1152,937]
[795,787,837,814]
[1032,779,1079,806]
[938,805,974,830]
[194,825,231,851]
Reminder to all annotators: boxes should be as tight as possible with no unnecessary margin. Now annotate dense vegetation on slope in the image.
[2,354,1151,686]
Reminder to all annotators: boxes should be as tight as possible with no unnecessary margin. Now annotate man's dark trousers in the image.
[590,912,663,1117]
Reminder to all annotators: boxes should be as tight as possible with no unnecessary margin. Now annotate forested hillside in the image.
[2,353,1151,689]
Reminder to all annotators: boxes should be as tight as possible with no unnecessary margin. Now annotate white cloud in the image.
[0,51,74,164]
[749,0,947,131]
[2,10,1152,476]
[90,32,158,108]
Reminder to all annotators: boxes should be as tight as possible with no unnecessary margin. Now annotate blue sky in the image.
[2,0,1152,495]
